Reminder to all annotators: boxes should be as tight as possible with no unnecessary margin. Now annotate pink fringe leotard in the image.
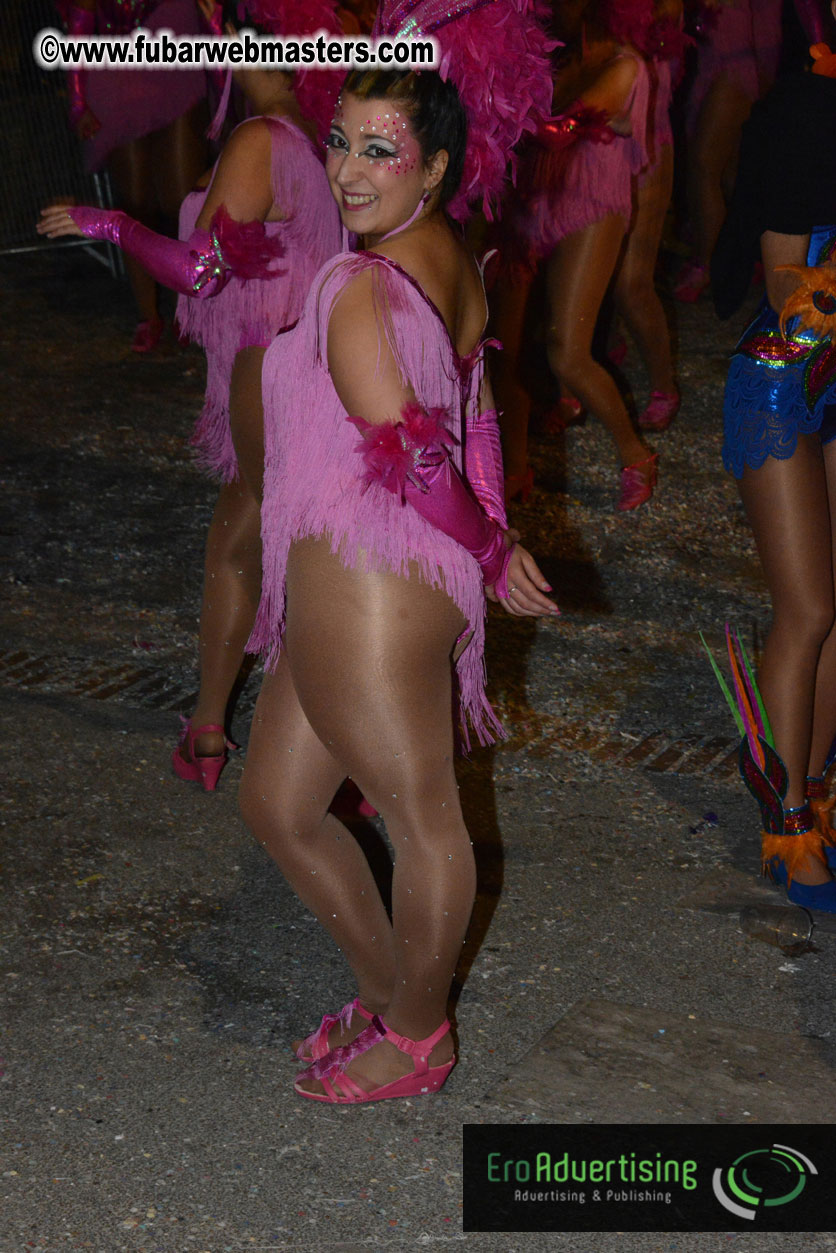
[176,116,343,482]
[250,251,503,747]
[518,51,651,260]
[685,0,783,133]
[80,0,209,171]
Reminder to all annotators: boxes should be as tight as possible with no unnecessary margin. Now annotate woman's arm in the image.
[37,119,280,297]
[327,268,558,616]
[553,54,638,118]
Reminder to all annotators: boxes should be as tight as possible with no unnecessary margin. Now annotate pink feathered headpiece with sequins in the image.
[233,0,344,139]
[372,0,556,222]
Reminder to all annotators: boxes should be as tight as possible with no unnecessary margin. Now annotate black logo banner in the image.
[463,1124,836,1232]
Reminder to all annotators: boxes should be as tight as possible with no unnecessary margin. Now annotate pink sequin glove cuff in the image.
[67,204,284,298]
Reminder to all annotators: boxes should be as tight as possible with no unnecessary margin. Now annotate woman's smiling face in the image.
[325,92,437,244]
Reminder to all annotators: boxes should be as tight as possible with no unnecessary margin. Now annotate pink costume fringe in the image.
[176,116,343,482]
[75,0,209,172]
[509,58,650,268]
[685,0,783,136]
[250,252,506,749]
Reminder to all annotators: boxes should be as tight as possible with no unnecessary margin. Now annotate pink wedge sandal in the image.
[294,1017,455,1104]
[295,997,375,1063]
[172,719,228,792]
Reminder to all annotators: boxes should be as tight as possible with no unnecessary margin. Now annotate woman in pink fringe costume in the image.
[40,0,344,790]
[609,0,685,432]
[58,0,213,350]
[493,0,657,511]
[240,0,558,1103]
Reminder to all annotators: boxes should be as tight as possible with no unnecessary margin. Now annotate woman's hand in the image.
[37,204,84,239]
[486,532,560,618]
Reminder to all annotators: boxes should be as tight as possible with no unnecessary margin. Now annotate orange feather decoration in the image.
[777,263,836,345]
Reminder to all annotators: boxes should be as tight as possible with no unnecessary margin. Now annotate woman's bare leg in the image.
[491,270,536,482]
[545,215,648,468]
[150,100,210,218]
[808,438,836,775]
[241,539,474,1089]
[186,347,266,757]
[739,436,836,883]
[613,147,676,395]
[687,75,753,271]
[107,135,160,323]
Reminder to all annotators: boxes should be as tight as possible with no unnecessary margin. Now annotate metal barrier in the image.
[0,0,120,274]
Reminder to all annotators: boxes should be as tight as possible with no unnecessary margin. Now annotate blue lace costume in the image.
[722,225,836,478]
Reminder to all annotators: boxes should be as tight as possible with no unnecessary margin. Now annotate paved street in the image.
[3,246,836,1252]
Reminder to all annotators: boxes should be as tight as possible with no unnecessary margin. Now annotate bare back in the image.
[373,214,488,359]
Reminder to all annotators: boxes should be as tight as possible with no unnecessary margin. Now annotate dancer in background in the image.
[58,0,212,349]
[240,0,556,1103]
[674,0,783,303]
[610,0,684,432]
[711,0,836,910]
[493,0,657,510]
[40,0,344,789]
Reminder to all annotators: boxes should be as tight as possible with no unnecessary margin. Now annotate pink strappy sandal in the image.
[131,316,164,353]
[616,452,658,512]
[638,389,680,432]
[172,719,228,791]
[295,997,375,1063]
[294,1017,455,1104]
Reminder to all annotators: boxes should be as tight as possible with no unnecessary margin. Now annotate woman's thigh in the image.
[283,537,467,814]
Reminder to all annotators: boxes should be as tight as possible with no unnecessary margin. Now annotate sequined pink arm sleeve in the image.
[67,205,284,298]
[464,408,509,530]
[349,404,514,594]
[65,4,95,128]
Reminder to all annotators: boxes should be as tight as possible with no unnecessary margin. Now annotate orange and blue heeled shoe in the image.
[294,1017,455,1104]
[762,804,836,912]
[806,776,836,871]
[172,718,228,792]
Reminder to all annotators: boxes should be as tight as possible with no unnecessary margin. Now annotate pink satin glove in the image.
[65,4,97,131]
[67,205,284,297]
[464,407,509,530]
[349,404,514,593]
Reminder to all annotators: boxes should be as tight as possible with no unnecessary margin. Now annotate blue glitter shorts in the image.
[722,225,836,478]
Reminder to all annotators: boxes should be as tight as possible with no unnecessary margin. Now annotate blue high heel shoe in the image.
[763,803,836,913]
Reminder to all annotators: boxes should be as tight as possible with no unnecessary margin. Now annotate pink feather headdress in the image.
[372,0,556,221]
[597,0,655,51]
[231,0,344,139]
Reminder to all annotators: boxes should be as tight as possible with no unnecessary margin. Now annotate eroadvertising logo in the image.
[463,1126,834,1232]
[712,1143,817,1220]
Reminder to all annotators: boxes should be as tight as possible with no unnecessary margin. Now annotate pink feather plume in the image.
[375,0,557,222]
[209,205,285,279]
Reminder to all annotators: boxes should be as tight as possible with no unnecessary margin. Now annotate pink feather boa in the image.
[348,403,457,501]
[209,204,285,279]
